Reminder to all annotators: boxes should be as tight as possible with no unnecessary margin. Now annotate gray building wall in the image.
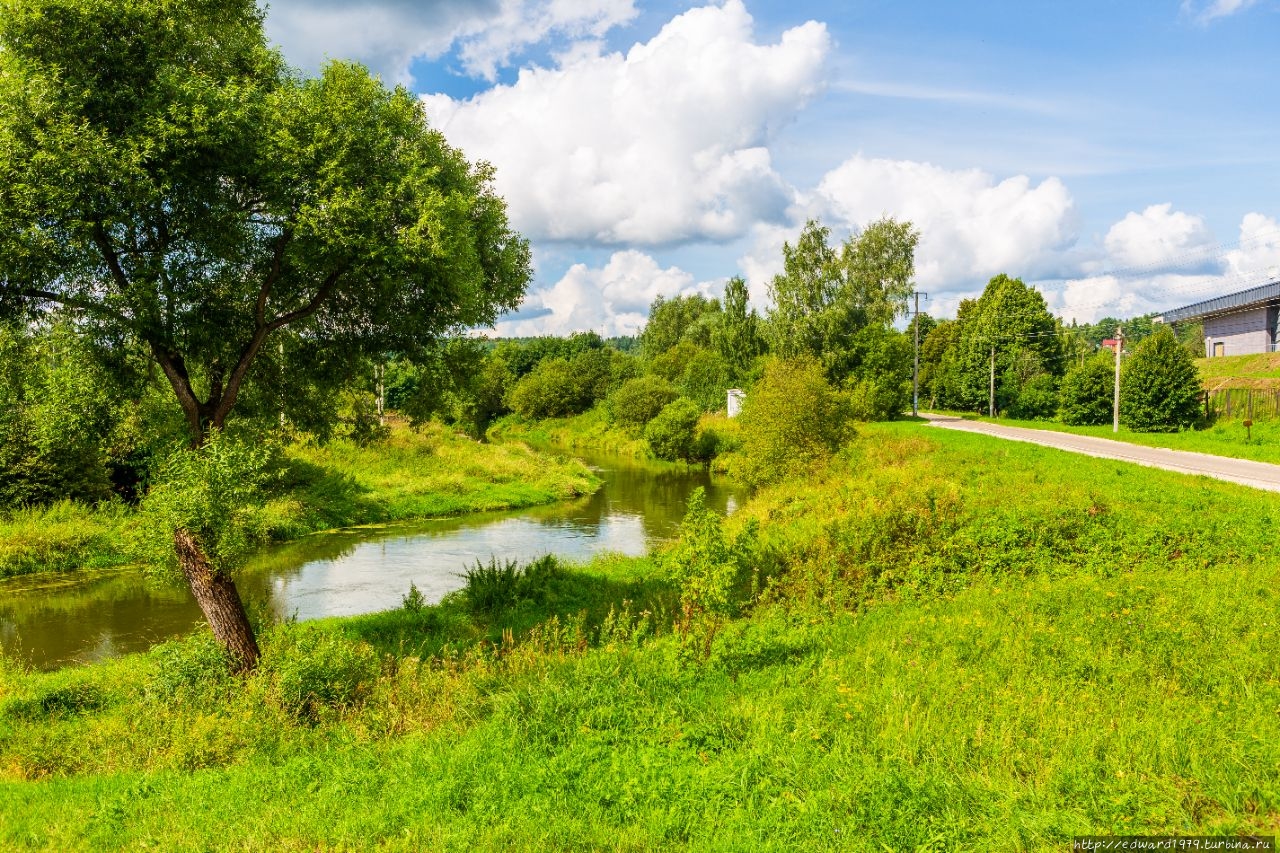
[1203,306,1275,356]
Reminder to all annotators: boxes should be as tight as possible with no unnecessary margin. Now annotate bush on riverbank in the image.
[5,423,1280,848]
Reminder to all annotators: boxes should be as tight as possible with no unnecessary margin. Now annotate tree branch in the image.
[90,224,132,293]
[150,343,205,445]
[211,267,345,429]
[8,287,133,326]
[255,229,293,326]
[266,267,343,333]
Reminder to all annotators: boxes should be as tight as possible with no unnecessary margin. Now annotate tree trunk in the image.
[174,528,260,672]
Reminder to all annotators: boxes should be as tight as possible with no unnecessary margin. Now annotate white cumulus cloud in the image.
[1101,203,1216,270]
[811,155,1079,291]
[265,0,637,84]
[495,251,718,337]
[1053,209,1280,323]
[423,0,830,245]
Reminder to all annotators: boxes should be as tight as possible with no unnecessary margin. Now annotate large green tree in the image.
[639,294,721,360]
[711,276,765,382]
[766,218,918,383]
[0,0,530,668]
[952,275,1065,414]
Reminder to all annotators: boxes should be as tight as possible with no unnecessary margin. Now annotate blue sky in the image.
[263,0,1280,333]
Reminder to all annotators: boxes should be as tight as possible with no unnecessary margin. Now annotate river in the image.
[0,449,748,670]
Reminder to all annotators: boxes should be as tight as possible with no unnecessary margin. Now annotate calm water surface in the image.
[0,450,746,669]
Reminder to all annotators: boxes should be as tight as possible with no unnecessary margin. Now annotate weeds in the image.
[463,555,562,615]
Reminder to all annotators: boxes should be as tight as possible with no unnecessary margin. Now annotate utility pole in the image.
[1112,325,1124,433]
[989,345,996,418]
[911,291,927,416]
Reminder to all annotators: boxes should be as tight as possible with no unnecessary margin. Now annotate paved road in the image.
[920,413,1280,493]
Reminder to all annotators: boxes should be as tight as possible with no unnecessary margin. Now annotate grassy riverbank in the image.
[4,423,1280,849]
[0,422,599,580]
[489,408,653,458]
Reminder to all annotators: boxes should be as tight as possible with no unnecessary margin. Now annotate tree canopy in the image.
[766,218,918,382]
[0,0,531,447]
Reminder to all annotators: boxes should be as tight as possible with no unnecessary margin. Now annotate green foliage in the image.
[133,432,278,582]
[0,322,135,508]
[735,357,854,486]
[0,500,129,578]
[0,0,530,447]
[842,325,912,420]
[608,375,678,429]
[462,555,563,615]
[402,582,426,614]
[1005,371,1059,420]
[146,633,234,699]
[712,276,766,382]
[663,487,757,621]
[639,294,720,359]
[953,275,1065,413]
[645,340,701,383]
[644,398,703,463]
[678,348,733,412]
[506,348,624,420]
[1058,355,1115,425]
[261,624,380,722]
[1121,326,1204,432]
[766,218,918,378]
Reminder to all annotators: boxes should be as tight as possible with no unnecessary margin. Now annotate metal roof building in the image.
[1156,280,1280,357]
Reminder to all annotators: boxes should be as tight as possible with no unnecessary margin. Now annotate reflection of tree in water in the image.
[0,573,200,669]
[533,450,747,542]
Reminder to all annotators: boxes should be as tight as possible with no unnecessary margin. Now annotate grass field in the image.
[963,413,1280,465]
[3,424,1278,850]
[0,422,599,579]
[1194,352,1280,386]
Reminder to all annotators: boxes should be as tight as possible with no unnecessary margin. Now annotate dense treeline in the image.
[1,214,1210,514]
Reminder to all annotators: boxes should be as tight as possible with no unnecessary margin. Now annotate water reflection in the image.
[0,449,746,669]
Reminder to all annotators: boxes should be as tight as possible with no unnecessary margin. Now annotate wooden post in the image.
[989,345,996,417]
[1113,326,1123,433]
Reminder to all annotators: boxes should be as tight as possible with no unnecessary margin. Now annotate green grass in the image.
[0,502,131,580]
[0,422,599,578]
[1194,352,1280,384]
[959,412,1280,465]
[490,407,653,459]
[4,424,1280,849]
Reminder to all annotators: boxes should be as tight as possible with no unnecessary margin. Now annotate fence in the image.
[1205,387,1280,421]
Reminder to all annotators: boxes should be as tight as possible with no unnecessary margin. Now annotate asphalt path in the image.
[920,413,1280,494]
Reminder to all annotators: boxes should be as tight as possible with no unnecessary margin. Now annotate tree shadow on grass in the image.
[270,457,385,529]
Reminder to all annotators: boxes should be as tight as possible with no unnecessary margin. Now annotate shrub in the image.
[645,398,702,463]
[840,325,912,420]
[506,357,581,419]
[736,357,854,487]
[147,632,234,698]
[608,376,678,429]
[1006,372,1059,420]
[506,349,624,420]
[463,555,562,614]
[663,487,758,622]
[1058,355,1114,425]
[1121,327,1203,432]
[262,625,381,722]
